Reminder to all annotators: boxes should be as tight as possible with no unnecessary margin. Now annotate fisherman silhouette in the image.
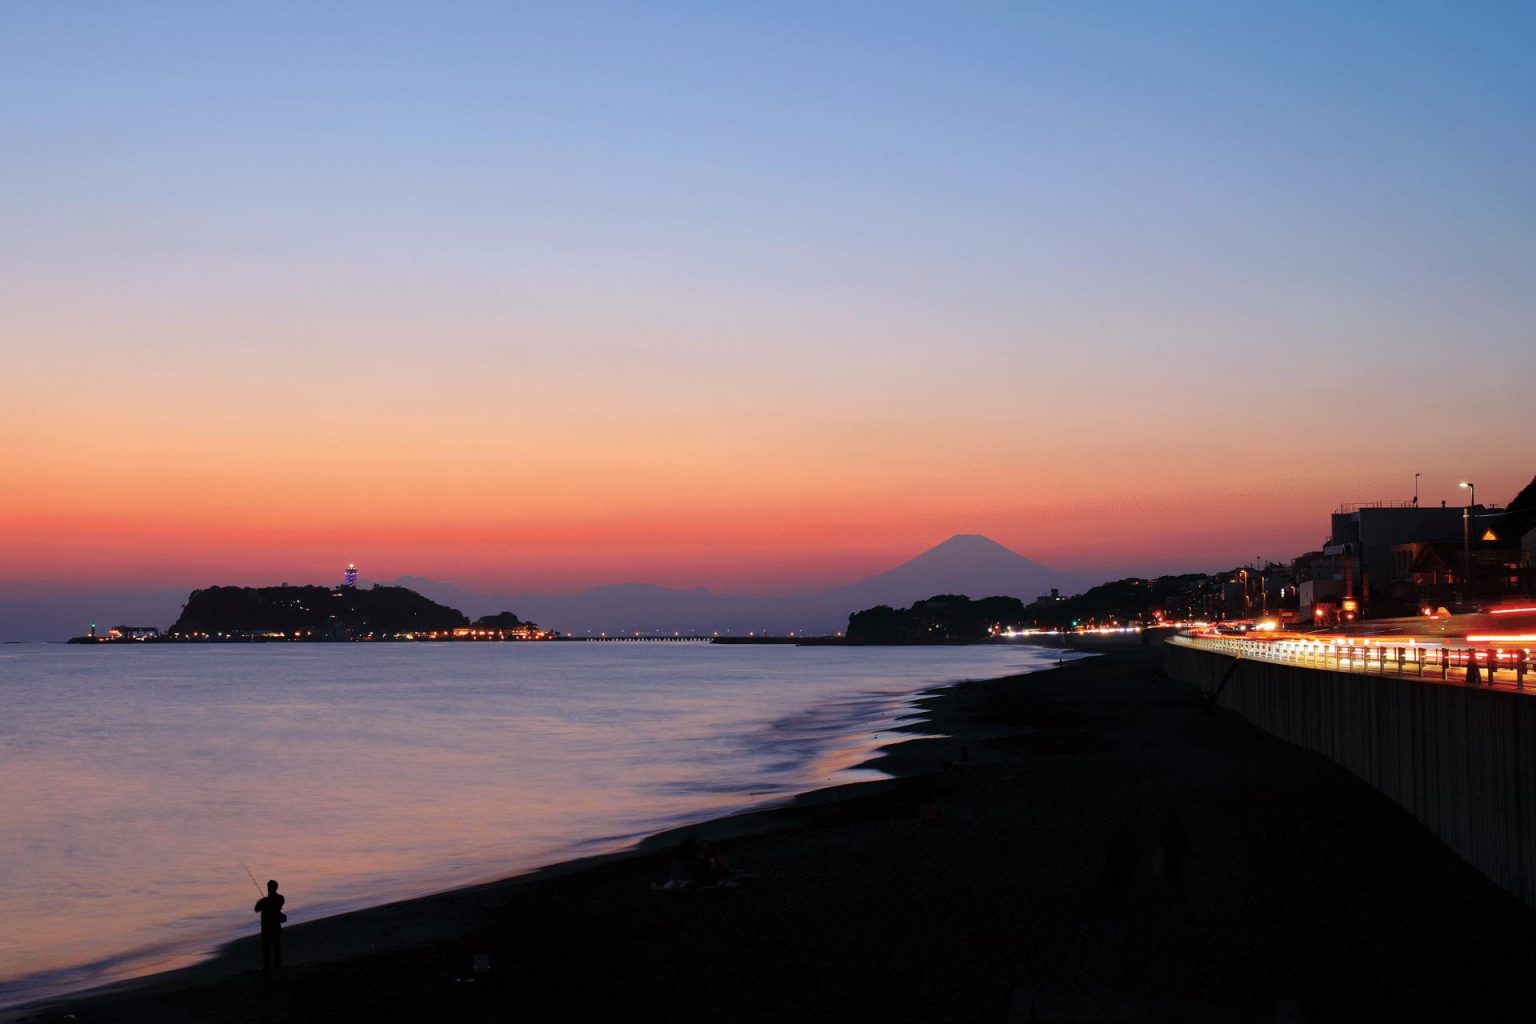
[253,879,287,971]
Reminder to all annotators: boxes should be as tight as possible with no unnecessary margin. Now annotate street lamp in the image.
[1459,481,1476,607]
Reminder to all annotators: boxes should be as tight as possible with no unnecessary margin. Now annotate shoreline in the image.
[10,647,1536,1022]
[1,653,1059,1020]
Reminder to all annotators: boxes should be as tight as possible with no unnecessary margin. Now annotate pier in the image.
[577,635,713,642]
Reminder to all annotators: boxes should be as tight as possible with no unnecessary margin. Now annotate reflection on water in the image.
[0,642,1062,1006]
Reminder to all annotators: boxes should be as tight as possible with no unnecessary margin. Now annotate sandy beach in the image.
[8,647,1535,1023]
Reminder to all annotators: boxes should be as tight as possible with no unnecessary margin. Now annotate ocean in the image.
[0,641,1066,1007]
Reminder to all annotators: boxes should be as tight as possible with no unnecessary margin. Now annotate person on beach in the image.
[664,835,736,888]
[1159,811,1187,889]
[1103,830,1135,898]
[254,879,287,971]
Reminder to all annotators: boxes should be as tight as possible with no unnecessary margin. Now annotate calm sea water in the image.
[0,641,1064,1007]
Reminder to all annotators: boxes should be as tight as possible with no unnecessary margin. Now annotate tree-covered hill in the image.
[846,594,1032,643]
[170,584,470,637]
[1026,574,1213,629]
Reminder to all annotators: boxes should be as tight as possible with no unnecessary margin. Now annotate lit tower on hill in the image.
[344,563,358,588]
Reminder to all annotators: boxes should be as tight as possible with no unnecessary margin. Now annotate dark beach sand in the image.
[9,648,1535,1023]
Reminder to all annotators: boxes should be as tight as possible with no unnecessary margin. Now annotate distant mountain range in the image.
[0,534,1086,641]
[398,534,1087,636]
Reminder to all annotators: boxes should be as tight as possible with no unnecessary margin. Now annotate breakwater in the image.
[1164,637,1536,908]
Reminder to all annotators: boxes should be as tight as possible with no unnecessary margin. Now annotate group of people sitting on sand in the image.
[661,835,743,890]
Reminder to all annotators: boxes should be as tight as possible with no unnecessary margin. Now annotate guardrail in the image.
[1170,632,1534,691]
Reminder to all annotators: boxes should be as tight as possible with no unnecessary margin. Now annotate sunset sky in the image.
[4,2,1534,597]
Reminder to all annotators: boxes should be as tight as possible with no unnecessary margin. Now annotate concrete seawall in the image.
[1165,639,1536,908]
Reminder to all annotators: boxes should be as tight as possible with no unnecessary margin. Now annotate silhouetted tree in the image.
[846,594,1032,643]
[474,611,527,628]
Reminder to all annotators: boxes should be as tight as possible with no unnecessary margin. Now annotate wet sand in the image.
[9,648,1535,1023]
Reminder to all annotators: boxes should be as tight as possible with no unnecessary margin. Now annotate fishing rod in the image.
[239,858,266,898]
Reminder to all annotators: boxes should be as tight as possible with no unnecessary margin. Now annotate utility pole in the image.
[1459,481,1476,609]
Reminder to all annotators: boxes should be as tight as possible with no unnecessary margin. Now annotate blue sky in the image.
[3,2,1534,590]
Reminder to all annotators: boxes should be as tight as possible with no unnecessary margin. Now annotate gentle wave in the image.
[0,642,1062,1007]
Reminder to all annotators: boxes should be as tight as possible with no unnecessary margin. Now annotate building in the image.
[1471,527,1529,601]
[1299,485,1536,620]
[343,563,358,588]
[1309,502,1465,620]
[108,625,161,641]
[1388,541,1461,614]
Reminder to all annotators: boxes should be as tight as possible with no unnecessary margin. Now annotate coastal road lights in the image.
[1460,481,1476,607]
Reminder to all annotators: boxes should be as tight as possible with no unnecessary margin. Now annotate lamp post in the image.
[1459,481,1475,607]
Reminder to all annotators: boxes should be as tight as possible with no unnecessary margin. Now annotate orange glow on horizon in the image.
[6,315,1531,594]
[2,447,1520,596]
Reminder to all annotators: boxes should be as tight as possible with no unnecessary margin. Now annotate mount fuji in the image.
[398,534,1087,636]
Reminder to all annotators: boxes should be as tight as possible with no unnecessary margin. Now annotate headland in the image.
[66,584,556,642]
